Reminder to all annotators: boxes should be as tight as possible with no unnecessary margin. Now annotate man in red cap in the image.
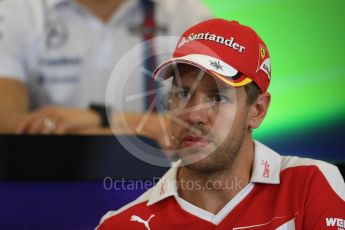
[97,19,345,229]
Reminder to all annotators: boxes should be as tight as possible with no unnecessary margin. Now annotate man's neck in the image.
[177,137,255,215]
[76,0,124,23]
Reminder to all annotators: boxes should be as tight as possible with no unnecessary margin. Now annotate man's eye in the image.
[177,90,191,100]
[213,94,227,103]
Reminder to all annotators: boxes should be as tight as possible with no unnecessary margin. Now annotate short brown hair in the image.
[244,82,261,105]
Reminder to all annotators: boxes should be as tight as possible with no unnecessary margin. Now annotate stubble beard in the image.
[175,123,247,175]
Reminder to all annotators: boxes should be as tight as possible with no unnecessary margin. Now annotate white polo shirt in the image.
[97,141,345,229]
[0,0,212,111]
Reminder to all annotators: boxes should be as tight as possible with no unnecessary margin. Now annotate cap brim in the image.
[152,54,252,88]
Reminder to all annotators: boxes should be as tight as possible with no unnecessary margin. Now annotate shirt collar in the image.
[250,140,281,184]
[45,0,70,9]
[147,161,180,206]
[147,141,282,206]
[45,0,155,10]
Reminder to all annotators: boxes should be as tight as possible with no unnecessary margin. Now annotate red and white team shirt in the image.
[97,141,345,230]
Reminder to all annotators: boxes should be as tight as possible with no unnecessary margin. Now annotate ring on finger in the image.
[43,118,56,131]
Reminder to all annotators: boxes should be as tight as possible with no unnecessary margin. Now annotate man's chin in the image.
[178,144,217,166]
[182,155,218,172]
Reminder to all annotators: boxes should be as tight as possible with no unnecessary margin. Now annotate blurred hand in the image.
[15,106,101,135]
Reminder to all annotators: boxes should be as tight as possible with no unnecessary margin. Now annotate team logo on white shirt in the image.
[130,214,155,230]
[46,18,68,49]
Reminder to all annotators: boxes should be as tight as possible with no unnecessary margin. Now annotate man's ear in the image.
[248,92,271,129]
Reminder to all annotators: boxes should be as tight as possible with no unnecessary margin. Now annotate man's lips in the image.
[182,136,211,148]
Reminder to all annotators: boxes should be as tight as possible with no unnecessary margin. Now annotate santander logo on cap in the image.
[177,32,246,54]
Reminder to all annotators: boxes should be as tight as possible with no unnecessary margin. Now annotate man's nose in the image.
[183,95,210,126]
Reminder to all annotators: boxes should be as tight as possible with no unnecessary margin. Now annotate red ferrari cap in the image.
[152,18,271,92]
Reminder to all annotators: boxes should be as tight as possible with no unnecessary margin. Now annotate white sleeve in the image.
[0,0,35,82]
[175,0,214,27]
[156,0,214,36]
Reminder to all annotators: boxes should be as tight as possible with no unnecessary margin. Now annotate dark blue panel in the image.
[0,181,149,230]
